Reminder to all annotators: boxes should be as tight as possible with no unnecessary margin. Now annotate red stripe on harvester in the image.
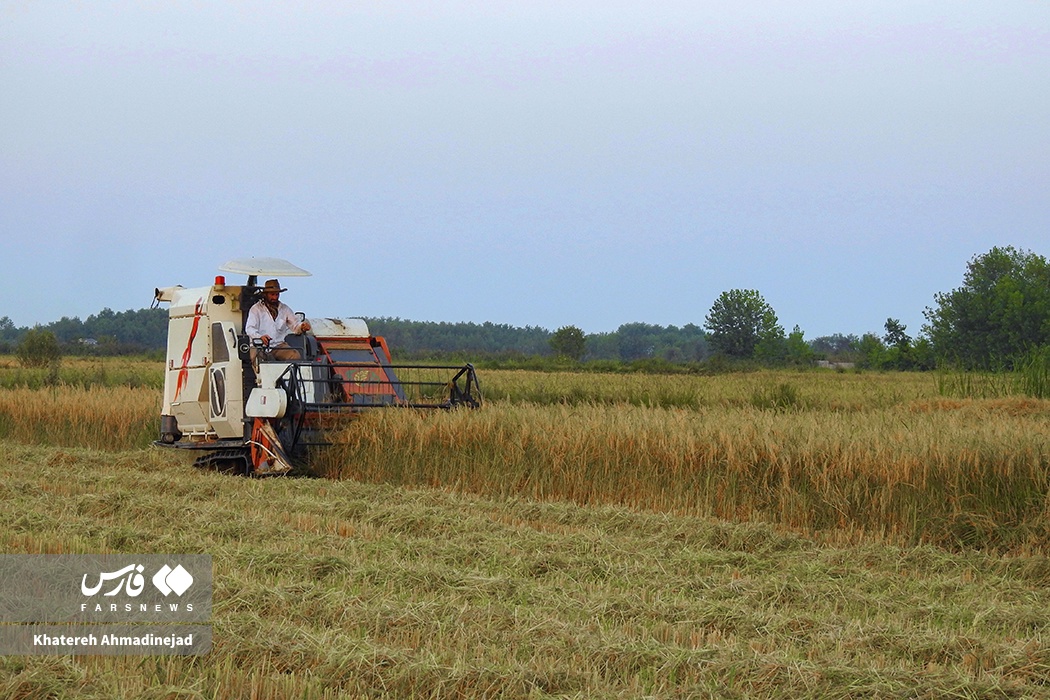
[173,299,204,402]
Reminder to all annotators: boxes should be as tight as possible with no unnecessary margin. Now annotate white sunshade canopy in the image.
[218,257,312,277]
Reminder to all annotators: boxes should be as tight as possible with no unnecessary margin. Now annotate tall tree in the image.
[883,318,911,349]
[616,322,661,361]
[0,316,17,342]
[785,325,814,365]
[882,318,913,370]
[549,325,586,360]
[857,332,887,370]
[923,246,1050,369]
[704,289,784,359]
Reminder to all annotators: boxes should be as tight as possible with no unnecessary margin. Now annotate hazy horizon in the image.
[3,2,1047,338]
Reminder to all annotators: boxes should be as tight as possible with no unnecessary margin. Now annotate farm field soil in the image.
[3,441,1050,698]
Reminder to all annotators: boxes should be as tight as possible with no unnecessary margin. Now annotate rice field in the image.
[3,441,1050,698]
[317,395,1050,551]
[2,359,1050,697]
[1,361,1049,550]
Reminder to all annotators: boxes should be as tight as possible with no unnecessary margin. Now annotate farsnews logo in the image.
[81,564,194,598]
[81,564,146,597]
[0,554,210,626]
[152,564,194,596]
[80,563,197,615]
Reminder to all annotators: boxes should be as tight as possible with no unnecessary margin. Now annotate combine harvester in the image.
[153,258,480,475]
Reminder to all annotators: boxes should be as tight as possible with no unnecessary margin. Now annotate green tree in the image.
[883,318,911,350]
[856,332,887,370]
[616,322,661,361]
[583,331,619,360]
[810,334,860,362]
[550,325,586,360]
[785,325,814,366]
[704,289,784,359]
[924,246,1050,369]
[0,316,17,342]
[910,337,937,371]
[16,328,62,369]
[882,318,913,370]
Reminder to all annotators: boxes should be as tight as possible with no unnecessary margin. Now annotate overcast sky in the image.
[2,2,1047,339]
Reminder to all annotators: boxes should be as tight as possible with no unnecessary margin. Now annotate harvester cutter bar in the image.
[278,361,481,411]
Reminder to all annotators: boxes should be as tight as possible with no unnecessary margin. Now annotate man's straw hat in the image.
[261,279,287,294]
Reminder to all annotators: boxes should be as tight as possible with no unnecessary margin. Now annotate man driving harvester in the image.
[245,279,311,370]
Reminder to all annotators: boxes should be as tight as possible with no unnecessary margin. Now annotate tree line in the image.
[0,308,169,356]
[3,246,1048,372]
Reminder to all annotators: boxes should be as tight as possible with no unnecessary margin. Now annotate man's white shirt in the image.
[246,301,302,344]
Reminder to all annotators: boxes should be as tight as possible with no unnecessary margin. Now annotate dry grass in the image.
[316,396,1050,551]
[1,364,1049,697]
[480,368,933,410]
[2,441,1050,698]
[0,384,159,450]
[0,356,162,450]
[1,364,1048,550]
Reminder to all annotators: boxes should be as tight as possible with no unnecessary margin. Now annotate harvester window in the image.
[211,323,230,363]
[327,349,380,364]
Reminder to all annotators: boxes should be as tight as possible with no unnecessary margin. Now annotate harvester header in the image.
[153,258,480,475]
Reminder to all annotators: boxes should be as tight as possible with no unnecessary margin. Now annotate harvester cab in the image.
[153,257,480,475]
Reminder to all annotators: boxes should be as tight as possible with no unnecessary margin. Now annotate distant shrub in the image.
[17,328,62,370]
